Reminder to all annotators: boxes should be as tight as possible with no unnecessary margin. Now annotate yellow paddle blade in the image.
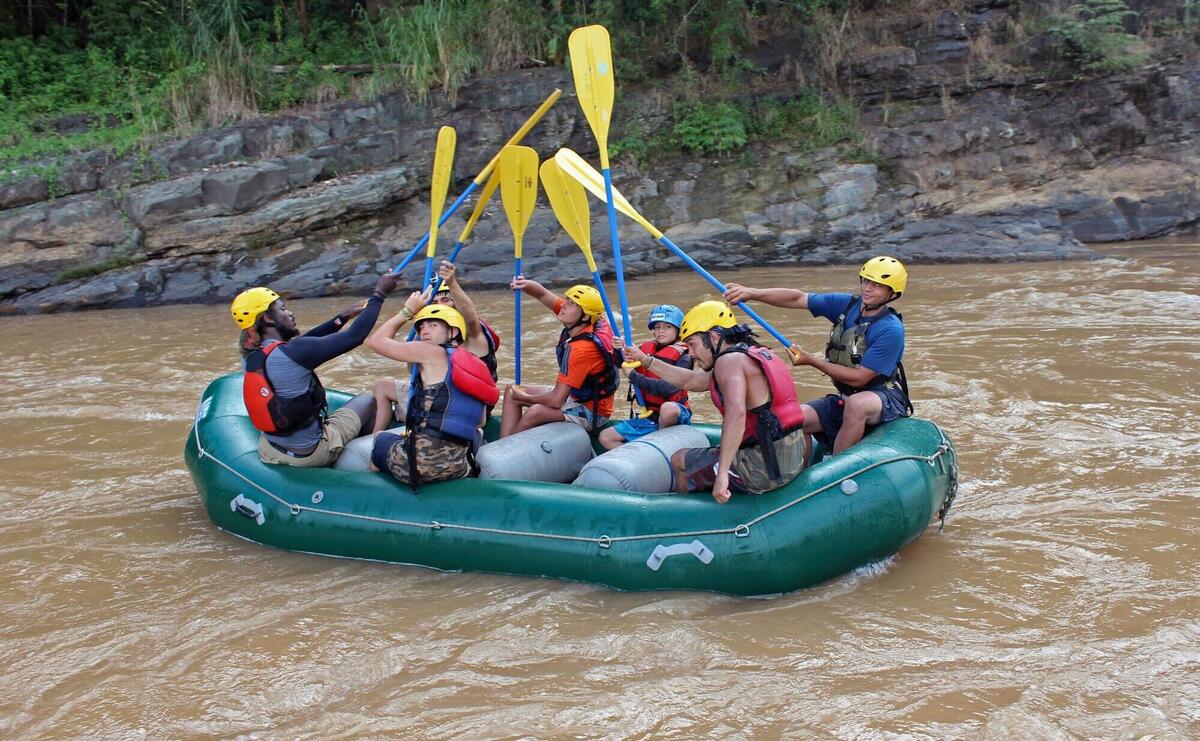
[539,158,596,273]
[457,168,500,244]
[569,25,614,163]
[553,148,662,239]
[427,125,457,258]
[475,89,563,185]
[499,145,540,258]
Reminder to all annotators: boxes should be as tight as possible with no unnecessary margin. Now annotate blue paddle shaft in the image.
[391,182,478,275]
[602,169,634,344]
[410,239,469,341]
[590,270,618,332]
[514,257,522,385]
[656,235,793,348]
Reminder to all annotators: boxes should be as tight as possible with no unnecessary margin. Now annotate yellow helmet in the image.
[563,284,605,320]
[412,304,467,340]
[230,287,280,329]
[680,300,737,340]
[859,256,907,296]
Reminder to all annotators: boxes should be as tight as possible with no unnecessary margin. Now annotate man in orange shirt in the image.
[499,278,618,437]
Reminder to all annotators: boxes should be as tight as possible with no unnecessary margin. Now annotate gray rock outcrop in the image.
[1,1,1196,314]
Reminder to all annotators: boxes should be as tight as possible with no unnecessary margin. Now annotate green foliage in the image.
[0,0,869,171]
[672,101,748,155]
[748,91,863,151]
[1047,0,1149,74]
[56,253,143,283]
[358,0,484,101]
[667,89,863,157]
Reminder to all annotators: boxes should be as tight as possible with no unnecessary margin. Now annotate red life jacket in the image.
[242,341,327,434]
[708,344,804,447]
[635,340,690,412]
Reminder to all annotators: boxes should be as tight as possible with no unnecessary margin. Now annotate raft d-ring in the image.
[734,524,750,538]
[598,535,612,549]
[311,491,324,504]
[430,521,443,530]
[540,441,553,453]
[288,503,301,516]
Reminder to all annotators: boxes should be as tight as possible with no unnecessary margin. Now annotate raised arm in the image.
[366,289,441,364]
[438,261,480,334]
[724,283,809,310]
[511,275,559,313]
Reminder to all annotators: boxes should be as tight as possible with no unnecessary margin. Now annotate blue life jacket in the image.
[407,347,496,445]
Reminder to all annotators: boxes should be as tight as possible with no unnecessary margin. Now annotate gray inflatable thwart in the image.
[332,434,376,472]
[573,425,711,493]
[477,422,595,482]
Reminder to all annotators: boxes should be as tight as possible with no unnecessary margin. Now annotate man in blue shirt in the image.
[724,256,912,454]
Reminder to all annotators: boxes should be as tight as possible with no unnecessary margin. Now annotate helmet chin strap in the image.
[565,313,592,332]
[701,329,726,368]
[859,287,897,312]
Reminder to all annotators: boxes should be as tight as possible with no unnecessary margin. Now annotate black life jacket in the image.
[479,319,501,381]
[242,340,326,434]
[825,296,912,409]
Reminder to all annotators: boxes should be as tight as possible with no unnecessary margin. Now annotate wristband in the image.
[399,306,413,319]
[370,290,386,301]
[646,356,655,370]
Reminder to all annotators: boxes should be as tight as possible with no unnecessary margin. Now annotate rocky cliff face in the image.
[1,3,1196,314]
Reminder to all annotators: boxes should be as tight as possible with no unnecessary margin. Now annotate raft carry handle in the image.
[230,494,265,526]
[646,540,714,571]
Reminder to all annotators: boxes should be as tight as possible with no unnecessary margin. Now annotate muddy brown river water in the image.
[0,239,1197,737]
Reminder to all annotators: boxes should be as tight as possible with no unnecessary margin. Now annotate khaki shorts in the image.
[682,428,810,494]
[257,407,364,468]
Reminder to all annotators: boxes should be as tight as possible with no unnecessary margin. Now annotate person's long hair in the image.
[718,323,764,348]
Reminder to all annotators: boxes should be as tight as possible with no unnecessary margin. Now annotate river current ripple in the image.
[0,241,1197,737]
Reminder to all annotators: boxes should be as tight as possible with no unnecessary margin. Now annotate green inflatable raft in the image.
[184,375,958,596]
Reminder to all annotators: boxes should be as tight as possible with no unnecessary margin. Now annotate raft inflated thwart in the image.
[476,422,594,482]
[574,426,710,493]
[185,375,958,596]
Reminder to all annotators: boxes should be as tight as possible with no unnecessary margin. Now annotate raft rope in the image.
[194,422,957,547]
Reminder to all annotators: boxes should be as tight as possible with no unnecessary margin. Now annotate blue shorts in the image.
[612,406,693,442]
[807,387,911,450]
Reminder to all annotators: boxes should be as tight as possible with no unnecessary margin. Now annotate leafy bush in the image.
[1047,0,1148,74]
[672,101,748,155]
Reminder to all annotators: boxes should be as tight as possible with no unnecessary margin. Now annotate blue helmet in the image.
[647,304,685,331]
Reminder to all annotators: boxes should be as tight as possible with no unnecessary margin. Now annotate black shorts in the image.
[807,387,911,450]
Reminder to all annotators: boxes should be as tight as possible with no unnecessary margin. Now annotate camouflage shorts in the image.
[371,430,471,487]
